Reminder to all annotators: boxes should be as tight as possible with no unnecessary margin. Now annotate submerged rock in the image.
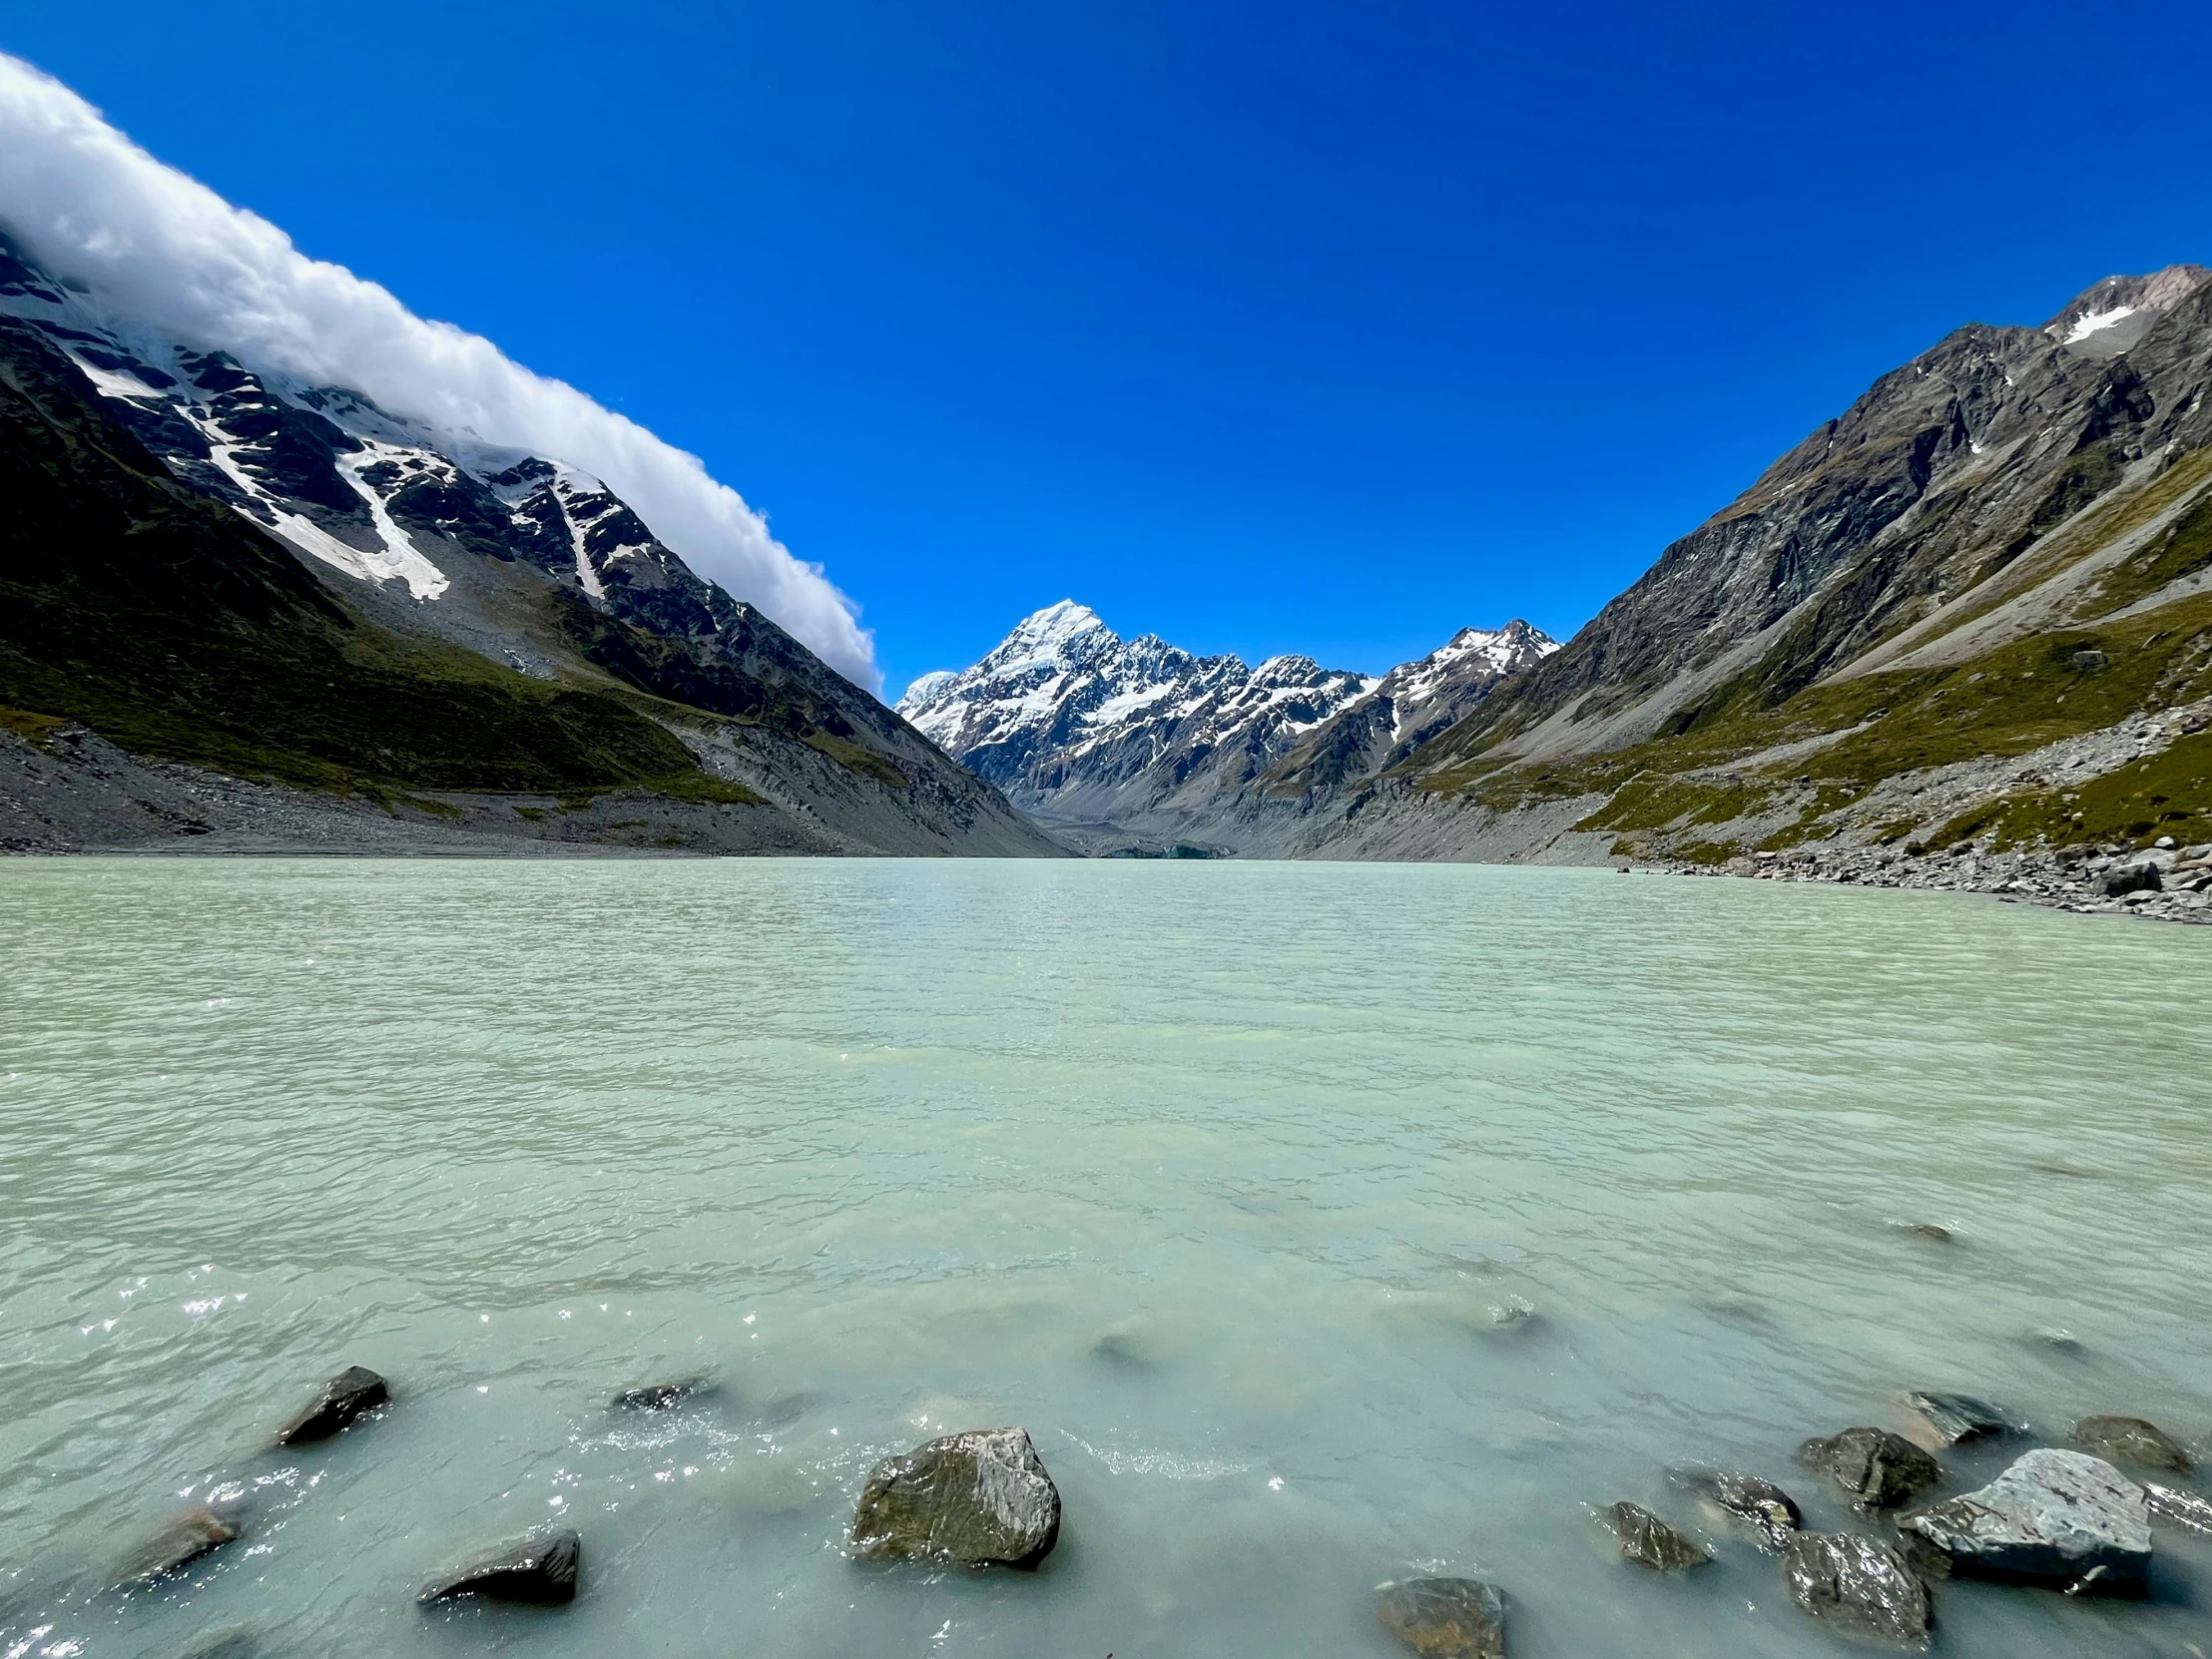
[1897,1223,1952,1242]
[1782,1532,1932,1649]
[1906,1390,2020,1446]
[2070,1415,2192,1473]
[1666,1467,1802,1549]
[118,1505,238,1586]
[277,1366,388,1444]
[1375,1576,1507,1659]
[1092,1332,1161,1372]
[616,1379,707,1411]
[181,1634,259,1659]
[849,1427,1061,1570]
[419,1529,581,1605]
[1904,1448,2150,1593]
[1800,1427,1943,1511]
[1596,1502,1709,1571]
[2145,1482,2212,1535]
[1486,1298,1538,1331]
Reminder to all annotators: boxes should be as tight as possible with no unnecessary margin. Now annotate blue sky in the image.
[9,2,2212,697]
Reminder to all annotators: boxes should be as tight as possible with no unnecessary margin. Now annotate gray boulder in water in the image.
[2070,1415,2192,1473]
[418,1529,581,1605]
[1800,1427,1943,1511]
[1906,1390,2019,1446]
[277,1366,388,1444]
[849,1427,1061,1569]
[1904,1448,2150,1592]
[1596,1502,1709,1571]
[1375,1576,1507,1659]
[1666,1466,1802,1549]
[1782,1533,1932,1649]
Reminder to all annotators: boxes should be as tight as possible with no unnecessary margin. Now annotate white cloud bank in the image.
[0,53,878,687]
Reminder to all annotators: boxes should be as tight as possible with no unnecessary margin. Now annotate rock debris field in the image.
[1661,836,2212,925]
[109,1367,2212,1656]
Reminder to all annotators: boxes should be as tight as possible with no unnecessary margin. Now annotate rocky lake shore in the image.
[1653,835,2212,924]
[95,1368,2211,1658]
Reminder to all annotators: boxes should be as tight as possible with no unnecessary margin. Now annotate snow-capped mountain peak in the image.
[900,605,1553,828]
[978,599,1111,673]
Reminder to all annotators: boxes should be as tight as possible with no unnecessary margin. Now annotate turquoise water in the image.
[1,858,2209,1657]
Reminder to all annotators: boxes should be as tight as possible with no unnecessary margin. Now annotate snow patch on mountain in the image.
[2064,304,2136,344]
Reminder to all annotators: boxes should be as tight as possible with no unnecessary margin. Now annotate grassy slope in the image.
[1406,490,2212,858]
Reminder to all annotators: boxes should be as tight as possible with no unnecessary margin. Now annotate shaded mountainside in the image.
[900,602,1553,846]
[0,239,1053,856]
[1240,266,2212,889]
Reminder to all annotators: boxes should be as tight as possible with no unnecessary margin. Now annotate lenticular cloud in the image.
[0,53,878,687]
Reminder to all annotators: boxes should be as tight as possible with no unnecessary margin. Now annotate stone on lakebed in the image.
[277,1366,388,1445]
[1665,1466,1802,1549]
[1904,1448,2150,1593]
[1800,1426,1943,1511]
[615,1378,709,1411]
[1375,1576,1507,1659]
[2070,1415,2192,1473]
[1906,1390,2020,1446]
[849,1427,1061,1570]
[1782,1532,1932,1649]
[419,1528,581,1605]
[1595,1501,1709,1571]
[117,1505,239,1586]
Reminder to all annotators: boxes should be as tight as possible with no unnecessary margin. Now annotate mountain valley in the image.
[907,268,2212,914]
[7,217,2211,909]
[898,603,1556,851]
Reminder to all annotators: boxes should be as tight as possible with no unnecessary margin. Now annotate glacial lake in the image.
[2,857,2209,1658]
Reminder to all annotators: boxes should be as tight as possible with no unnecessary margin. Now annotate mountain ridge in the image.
[1244,262,2212,915]
[0,235,1056,856]
[900,602,1556,841]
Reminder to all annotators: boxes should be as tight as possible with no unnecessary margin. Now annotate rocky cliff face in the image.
[0,236,1054,856]
[1281,265,2212,905]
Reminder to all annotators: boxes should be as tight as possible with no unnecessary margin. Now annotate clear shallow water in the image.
[1,858,2209,1659]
